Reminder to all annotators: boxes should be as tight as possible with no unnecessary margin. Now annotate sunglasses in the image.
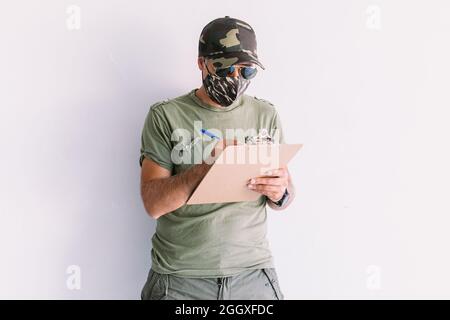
[204,59,258,80]
[215,65,258,79]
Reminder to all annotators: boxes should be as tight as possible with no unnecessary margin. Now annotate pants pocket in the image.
[141,269,168,300]
[262,268,284,300]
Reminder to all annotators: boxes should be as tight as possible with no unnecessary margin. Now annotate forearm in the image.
[141,162,212,219]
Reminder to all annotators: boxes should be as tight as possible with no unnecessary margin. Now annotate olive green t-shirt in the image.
[139,88,286,278]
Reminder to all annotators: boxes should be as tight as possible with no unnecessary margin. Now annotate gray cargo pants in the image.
[141,268,285,300]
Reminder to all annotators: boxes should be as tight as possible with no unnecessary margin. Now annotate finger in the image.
[246,186,274,198]
[263,168,288,177]
[211,146,222,158]
[251,189,283,202]
[247,184,283,193]
[267,192,284,202]
[248,177,287,186]
[222,138,237,149]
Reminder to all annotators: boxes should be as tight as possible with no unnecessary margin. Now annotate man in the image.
[139,16,295,300]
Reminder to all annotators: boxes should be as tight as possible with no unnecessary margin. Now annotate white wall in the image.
[1,0,450,299]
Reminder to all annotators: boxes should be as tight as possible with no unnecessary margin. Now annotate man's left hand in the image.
[247,167,289,202]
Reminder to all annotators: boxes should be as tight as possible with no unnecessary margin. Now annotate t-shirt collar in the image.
[189,88,244,112]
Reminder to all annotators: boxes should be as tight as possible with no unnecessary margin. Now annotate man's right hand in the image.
[204,138,239,165]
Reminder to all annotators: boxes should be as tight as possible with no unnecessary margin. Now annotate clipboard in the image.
[186,143,303,205]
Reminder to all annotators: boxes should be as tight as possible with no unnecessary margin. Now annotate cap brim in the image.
[207,51,265,70]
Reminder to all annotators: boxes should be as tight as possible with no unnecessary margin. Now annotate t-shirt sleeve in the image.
[139,104,174,172]
[270,109,286,144]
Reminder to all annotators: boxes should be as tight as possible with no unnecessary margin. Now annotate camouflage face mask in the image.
[202,60,250,107]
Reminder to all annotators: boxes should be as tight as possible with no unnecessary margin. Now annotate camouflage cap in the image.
[198,16,265,70]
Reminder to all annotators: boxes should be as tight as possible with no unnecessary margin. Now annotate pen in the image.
[200,128,221,140]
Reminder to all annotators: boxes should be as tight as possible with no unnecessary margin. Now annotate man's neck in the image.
[195,86,225,109]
